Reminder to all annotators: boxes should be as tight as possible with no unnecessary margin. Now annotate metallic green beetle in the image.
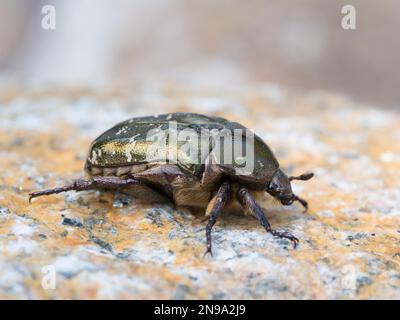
[29,112,313,255]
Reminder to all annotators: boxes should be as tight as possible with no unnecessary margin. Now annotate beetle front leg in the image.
[204,182,230,257]
[29,176,140,202]
[237,186,299,248]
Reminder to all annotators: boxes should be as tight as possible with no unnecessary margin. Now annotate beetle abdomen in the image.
[86,164,150,178]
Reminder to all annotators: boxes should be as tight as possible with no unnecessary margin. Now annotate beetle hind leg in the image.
[237,186,299,248]
[29,176,140,203]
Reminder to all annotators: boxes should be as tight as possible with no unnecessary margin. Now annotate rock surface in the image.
[0,82,399,299]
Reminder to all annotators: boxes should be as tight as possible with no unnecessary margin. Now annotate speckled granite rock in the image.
[0,83,399,299]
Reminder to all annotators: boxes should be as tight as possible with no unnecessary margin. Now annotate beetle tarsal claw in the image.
[28,189,59,203]
[203,248,213,258]
[270,230,299,248]
[28,181,80,203]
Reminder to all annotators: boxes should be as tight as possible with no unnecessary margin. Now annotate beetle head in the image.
[267,170,314,206]
[266,169,294,205]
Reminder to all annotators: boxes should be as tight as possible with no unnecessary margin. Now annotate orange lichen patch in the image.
[0,131,88,190]
[1,85,400,299]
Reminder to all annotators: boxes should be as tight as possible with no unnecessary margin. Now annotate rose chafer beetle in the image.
[29,112,313,255]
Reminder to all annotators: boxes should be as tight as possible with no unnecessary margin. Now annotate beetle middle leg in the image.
[29,176,140,202]
[204,182,230,257]
[237,186,299,248]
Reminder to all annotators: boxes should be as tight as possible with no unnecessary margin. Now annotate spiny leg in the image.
[237,186,299,248]
[29,176,140,202]
[204,182,230,257]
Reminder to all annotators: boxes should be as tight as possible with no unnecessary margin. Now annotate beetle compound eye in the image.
[268,182,279,191]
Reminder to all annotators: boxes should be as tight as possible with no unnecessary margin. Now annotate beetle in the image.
[29,112,313,255]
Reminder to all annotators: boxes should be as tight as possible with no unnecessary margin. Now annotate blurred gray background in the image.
[0,0,399,108]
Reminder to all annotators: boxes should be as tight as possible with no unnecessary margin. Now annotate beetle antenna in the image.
[289,172,314,181]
